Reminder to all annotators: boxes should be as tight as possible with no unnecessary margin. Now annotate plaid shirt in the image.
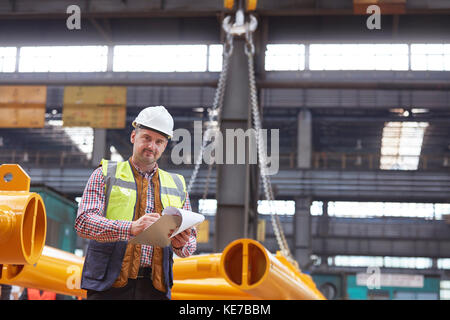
[75,161,197,267]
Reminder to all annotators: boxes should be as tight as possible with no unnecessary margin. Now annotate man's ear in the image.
[163,138,169,150]
[130,129,136,144]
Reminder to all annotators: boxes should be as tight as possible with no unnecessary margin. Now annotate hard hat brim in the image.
[134,123,171,140]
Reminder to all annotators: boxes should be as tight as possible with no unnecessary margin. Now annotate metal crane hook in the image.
[222,13,257,36]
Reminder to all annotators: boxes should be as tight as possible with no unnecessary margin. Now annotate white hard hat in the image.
[132,106,174,139]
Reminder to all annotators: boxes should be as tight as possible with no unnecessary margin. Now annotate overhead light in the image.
[411,108,429,114]
[402,110,410,117]
[389,108,405,114]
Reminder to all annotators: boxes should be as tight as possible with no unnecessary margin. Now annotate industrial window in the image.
[312,201,449,219]
[19,46,108,72]
[198,199,296,216]
[411,44,450,71]
[441,281,450,300]
[384,257,432,269]
[113,45,208,72]
[310,201,323,216]
[380,122,429,170]
[198,199,218,216]
[265,44,305,71]
[309,44,409,71]
[0,47,16,72]
[208,44,223,72]
[110,145,124,162]
[258,200,295,215]
[334,256,384,268]
[333,255,432,269]
[48,120,93,160]
[438,259,450,270]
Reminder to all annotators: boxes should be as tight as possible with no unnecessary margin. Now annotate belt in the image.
[136,267,152,279]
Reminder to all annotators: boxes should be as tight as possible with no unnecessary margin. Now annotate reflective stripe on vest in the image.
[102,159,137,221]
[101,159,186,221]
[27,288,56,300]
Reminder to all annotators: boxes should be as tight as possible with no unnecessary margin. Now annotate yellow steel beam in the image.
[173,253,222,280]
[172,278,259,299]
[0,246,86,299]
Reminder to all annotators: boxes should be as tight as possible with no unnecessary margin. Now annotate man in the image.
[75,106,197,300]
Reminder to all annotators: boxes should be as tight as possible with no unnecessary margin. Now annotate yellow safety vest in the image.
[101,159,186,221]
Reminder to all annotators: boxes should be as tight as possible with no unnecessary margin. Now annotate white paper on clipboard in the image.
[129,206,205,247]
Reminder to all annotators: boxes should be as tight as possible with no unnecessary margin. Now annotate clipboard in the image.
[129,206,205,247]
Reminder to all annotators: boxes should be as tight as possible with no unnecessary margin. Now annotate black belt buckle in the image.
[137,267,152,278]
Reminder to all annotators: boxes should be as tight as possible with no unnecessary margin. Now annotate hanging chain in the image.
[186,13,297,267]
[244,23,297,265]
[186,33,234,195]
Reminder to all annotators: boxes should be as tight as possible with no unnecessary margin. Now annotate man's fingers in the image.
[174,230,190,242]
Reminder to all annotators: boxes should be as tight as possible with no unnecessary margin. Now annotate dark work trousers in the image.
[1,285,12,300]
[87,278,169,300]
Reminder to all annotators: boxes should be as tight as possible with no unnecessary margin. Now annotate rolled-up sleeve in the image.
[74,167,132,242]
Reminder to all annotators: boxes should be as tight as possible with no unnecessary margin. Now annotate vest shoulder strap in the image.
[158,169,186,205]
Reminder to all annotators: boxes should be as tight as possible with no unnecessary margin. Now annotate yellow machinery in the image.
[0,164,325,300]
[220,239,325,300]
[0,164,46,266]
[0,164,86,298]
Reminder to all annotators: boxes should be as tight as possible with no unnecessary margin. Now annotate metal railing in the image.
[1,149,449,172]
[0,150,91,167]
[312,152,450,171]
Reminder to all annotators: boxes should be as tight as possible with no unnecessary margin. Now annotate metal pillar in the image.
[215,38,259,252]
[107,45,114,72]
[297,109,312,169]
[92,129,107,166]
[294,197,312,270]
[318,201,329,267]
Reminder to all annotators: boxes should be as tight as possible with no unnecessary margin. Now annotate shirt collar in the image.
[129,157,158,178]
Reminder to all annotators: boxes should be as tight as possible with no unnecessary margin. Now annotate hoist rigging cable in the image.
[186,11,297,266]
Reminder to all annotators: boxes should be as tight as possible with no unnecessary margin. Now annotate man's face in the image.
[131,127,168,166]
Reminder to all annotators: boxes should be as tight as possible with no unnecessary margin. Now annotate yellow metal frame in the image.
[0,165,325,300]
[220,238,325,300]
[224,0,258,11]
[0,164,46,265]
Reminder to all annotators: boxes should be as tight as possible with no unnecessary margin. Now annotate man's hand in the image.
[170,228,191,249]
[130,213,160,236]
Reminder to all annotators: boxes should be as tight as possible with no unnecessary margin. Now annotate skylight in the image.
[380,122,429,170]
